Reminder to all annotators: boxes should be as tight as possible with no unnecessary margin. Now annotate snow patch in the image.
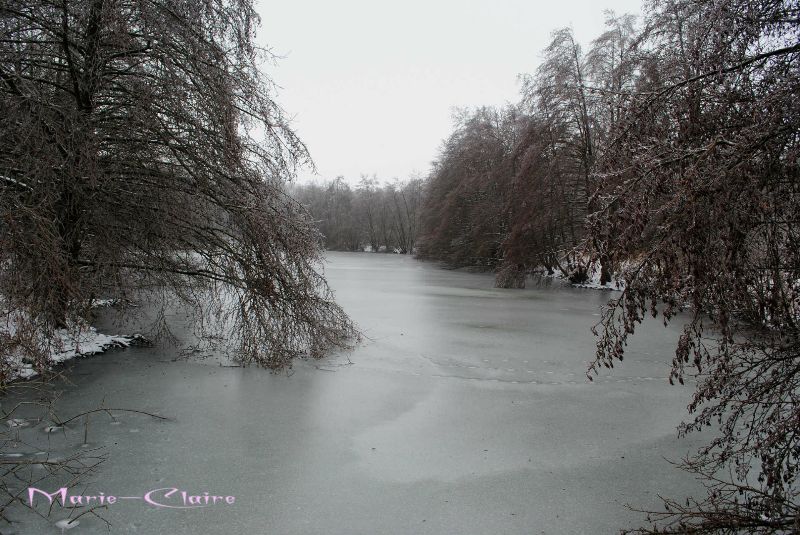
[55,518,79,531]
[2,312,140,382]
[532,261,626,291]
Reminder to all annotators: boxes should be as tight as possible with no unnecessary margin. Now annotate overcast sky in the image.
[255,0,643,185]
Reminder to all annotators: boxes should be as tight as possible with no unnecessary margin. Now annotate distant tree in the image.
[583,11,639,150]
[318,177,359,250]
[386,178,423,254]
[588,0,800,532]
[497,15,640,287]
[0,0,357,375]
[500,104,579,281]
[356,175,381,252]
[292,176,422,254]
[417,106,518,269]
[376,185,397,252]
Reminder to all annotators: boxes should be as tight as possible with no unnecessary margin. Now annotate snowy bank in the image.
[1,311,139,382]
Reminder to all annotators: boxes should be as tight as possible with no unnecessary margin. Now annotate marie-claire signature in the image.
[28,487,236,509]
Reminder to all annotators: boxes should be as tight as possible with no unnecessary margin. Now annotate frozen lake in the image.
[3,252,703,534]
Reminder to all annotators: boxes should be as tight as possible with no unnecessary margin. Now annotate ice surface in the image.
[3,252,704,534]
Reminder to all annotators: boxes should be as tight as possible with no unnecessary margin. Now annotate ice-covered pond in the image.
[2,252,703,534]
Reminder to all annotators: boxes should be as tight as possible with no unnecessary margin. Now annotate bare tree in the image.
[387,178,422,254]
[588,0,800,532]
[0,0,357,375]
[356,175,381,252]
[503,21,639,286]
[417,106,518,269]
[494,30,596,286]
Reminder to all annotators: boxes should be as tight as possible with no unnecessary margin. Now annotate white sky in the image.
[255,0,643,185]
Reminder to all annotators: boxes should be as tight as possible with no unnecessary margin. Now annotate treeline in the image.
[416,12,637,286]
[291,177,423,253]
